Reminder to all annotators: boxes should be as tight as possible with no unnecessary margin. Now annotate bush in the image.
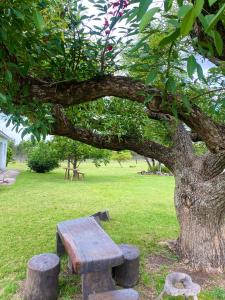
[148,164,171,174]
[28,143,59,173]
[6,144,13,166]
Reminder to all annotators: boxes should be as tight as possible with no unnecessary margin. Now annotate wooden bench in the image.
[64,167,85,181]
[56,217,124,300]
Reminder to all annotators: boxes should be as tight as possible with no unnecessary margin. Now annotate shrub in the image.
[6,144,13,166]
[28,143,59,173]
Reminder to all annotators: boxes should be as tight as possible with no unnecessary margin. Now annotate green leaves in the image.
[139,7,160,32]
[187,55,197,78]
[186,55,205,81]
[180,0,204,36]
[166,77,176,92]
[206,3,225,32]
[146,70,158,84]
[33,10,45,31]
[164,0,173,12]
[208,0,217,6]
[5,70,12,83]
[159,28,180,46]
[138,0,154,19]
[213,31,223,55]
[0,93,7,103]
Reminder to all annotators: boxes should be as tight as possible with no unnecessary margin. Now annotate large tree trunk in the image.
[172,125,225,272]
[175,171,225,272]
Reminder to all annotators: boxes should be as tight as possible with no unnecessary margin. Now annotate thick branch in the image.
[172,123,195,168]
[51,105,175,169]
[18,75,225,153]
[21,75,161,106]
[201,151,225,180]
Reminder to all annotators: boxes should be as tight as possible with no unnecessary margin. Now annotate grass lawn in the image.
[0,161,224,300]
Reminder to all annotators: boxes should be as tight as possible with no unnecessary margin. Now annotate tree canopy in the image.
[1,0,225,271]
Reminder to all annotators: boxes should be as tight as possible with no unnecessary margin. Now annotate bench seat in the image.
[57,217,123,274]
[88,289,139,300]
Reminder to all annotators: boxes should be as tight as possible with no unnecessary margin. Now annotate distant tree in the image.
[111,151,132,167]
[15,140,35,161]
[6,140,14,165]
[51,137,111,171]
[28,142,59,173]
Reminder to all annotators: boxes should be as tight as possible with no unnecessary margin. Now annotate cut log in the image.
[88,289,139,300]
[24,253,60,300]
[82,268,115,300]
[91,211,110,221]
[113,244,140,288]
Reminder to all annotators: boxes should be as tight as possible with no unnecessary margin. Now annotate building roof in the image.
[0,130,10,140]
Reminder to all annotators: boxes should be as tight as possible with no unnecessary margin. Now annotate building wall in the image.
[0,137,8,170]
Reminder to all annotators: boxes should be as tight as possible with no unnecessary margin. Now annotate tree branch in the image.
[201,151,225,180]
[17,75,225,153]
[51,105,175,169]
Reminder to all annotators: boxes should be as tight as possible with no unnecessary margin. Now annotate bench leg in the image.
[56,232,65,257]
[68,257,75,274]
[82,268,115,300]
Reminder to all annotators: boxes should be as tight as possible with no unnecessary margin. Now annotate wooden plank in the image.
[57,217,123,274]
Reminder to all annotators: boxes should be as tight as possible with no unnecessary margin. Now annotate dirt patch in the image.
[146,253,225,291]
[148,254,176,272]
[11,281,25,300]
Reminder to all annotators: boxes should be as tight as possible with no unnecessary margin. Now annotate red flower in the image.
[105,30,110,35]
[119,12,123,17]
[107,45,113,51]
[123,0,129,8]
[104,18,109,27]
[112,1,120,8]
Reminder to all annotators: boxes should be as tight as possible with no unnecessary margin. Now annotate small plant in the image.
[28,143,59,173]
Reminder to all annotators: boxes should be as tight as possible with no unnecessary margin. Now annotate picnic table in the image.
[56,217,139,300]
[64,167,85,181]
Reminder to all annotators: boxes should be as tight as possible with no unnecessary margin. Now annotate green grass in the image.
[0,161,224,299]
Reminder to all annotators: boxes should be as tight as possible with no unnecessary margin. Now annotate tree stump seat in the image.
[24,253,60,300]
[157,272,201,300]
[88,289,139,300]
[56,217,124,300]
[113,244,140,288]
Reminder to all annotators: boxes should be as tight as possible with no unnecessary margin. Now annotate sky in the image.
[0,0,215,144]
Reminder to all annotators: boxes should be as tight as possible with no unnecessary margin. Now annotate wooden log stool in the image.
[88,289,139,300]
[113,244,140,288]
[24,253,60,300]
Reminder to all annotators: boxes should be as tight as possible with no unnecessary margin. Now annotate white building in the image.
[0,130,10,171]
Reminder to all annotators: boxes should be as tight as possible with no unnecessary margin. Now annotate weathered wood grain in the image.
[57,217,123,274]
[24,253,60,300]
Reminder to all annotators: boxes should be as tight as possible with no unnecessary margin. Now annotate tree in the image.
[6,140,14,165]
[28,142,59,173]
[111,150,132,167]
[1,0,225,271]
[51,136,111,170]
[14,140,35,162]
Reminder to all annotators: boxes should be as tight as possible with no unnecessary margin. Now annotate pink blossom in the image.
[104,18,109,27]
[107,45,113,51]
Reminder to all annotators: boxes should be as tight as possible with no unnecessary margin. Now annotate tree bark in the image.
[175,171,225,272]
[144,156,152,170]
[172,125,225,272]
